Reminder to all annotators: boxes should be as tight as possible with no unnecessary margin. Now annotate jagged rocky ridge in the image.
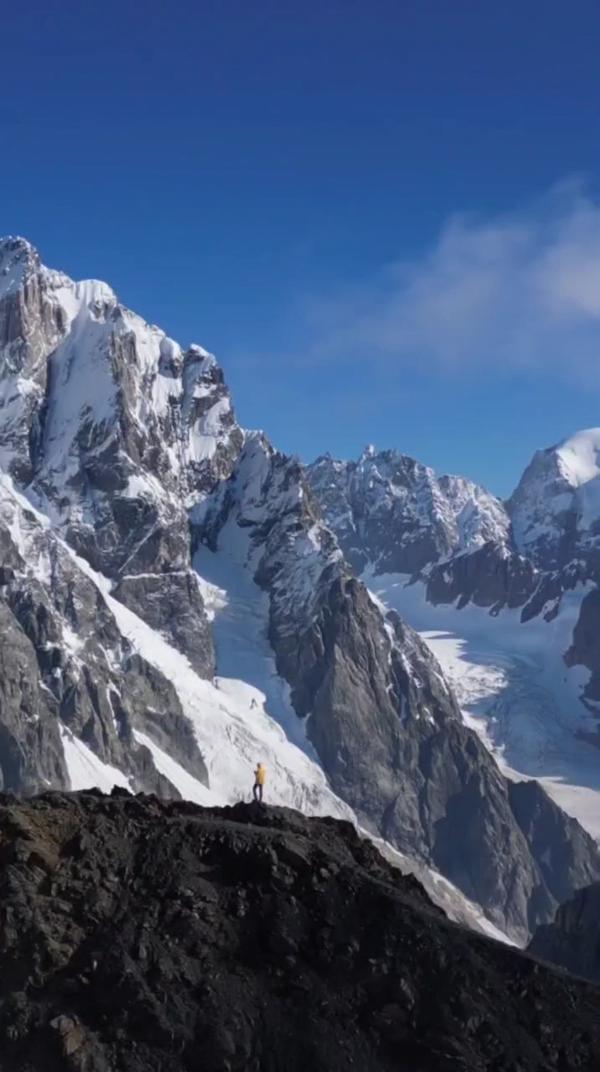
[307,435,600,711]
[306,448,556,623]
[1,790,600,1072]
[307,434,600,607]
[307,448,510,576]
[1,236,599,945]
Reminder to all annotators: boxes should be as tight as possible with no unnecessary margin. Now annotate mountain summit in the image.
[510,428,600,569]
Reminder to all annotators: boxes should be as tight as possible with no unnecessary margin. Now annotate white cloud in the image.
[304,179,600,383]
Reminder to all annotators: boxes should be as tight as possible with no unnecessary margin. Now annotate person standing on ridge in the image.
[253,762,266,802]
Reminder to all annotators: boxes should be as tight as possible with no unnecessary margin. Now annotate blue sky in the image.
[3,1,600,496]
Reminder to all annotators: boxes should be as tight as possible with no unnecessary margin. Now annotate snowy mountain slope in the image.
[1,236,600,944]
[87,565,353,821]
[437,431,600,714]
[0,237,241,504]
[0,471,208,797]
[0,460,355,818]
[0,236,241,674]
[308,434,600,625]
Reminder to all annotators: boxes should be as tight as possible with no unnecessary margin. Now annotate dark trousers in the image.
[253,783,263,802]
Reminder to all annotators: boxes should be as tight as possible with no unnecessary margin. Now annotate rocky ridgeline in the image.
[307,448,510,575]
[308,432,600,622]
[0,791,599,1072]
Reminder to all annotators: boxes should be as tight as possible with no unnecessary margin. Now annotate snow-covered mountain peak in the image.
[307,446,510,575]
[70,276,117,310]
[0,237,118,319]
[0,235,36,256]
[509,428,600,568]
[555,428,600,488]
[0,241,234,508]
[187,342,213,360]
[0,236,40,301]
[311,451,346,475]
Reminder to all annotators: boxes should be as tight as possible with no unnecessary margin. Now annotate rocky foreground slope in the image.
[0,791,599,1072]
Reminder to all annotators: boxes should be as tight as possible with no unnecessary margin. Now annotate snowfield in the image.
[85,554,354,822]
[366,570,600,840]
[60,726,132,794]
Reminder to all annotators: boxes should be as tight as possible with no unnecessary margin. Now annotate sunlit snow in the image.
[367,570,600,839]
[60,726,132,793]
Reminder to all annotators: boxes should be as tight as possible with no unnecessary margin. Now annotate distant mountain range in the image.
[2,235,600,945]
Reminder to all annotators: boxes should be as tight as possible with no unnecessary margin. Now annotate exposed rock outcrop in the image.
[426,542,539,612]
[528,880,600,984]
[565,587,600,704]
[0,475,208,798]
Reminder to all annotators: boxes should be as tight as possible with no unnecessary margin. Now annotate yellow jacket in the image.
[255,765,266,786]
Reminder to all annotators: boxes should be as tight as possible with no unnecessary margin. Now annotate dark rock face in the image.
[112,571,214,679]
[0,239,66,486]
[528,881,600,985]
[1,792,600,1072]
[508,780,600,927]
[565,588,600,703]
[0,601,66,792]
[121,653,209,787]
[426,543,539,612]
[0,478,208,799]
